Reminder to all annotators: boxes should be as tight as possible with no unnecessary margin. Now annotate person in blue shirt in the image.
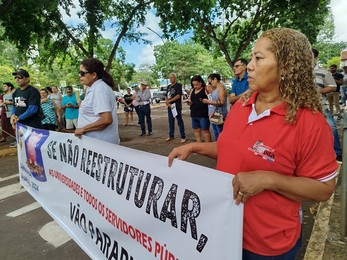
[61,86,79,131]
[229,58,249,106]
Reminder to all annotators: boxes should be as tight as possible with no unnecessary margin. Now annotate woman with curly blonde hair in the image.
[241,28,322,123]
[168,27,338,259]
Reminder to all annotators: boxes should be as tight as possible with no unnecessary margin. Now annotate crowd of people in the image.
[0,51,254,147]
[1,58,120,145]
[1,49,345,159]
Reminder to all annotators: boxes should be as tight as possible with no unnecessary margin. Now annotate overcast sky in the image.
[330,0,347,42]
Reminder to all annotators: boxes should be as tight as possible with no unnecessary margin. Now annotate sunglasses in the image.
[14,75,24,79]
[79,71,92,77]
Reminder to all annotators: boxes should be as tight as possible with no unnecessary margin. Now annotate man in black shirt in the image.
[10,69,42,132]
[165,73,186,143]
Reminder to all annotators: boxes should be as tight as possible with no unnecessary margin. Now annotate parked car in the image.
[152,86,167,103]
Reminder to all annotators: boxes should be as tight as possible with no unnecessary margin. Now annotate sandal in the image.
[0,138,6,143]
[165,137,174,142]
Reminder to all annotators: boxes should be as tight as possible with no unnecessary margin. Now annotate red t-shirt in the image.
[217,92,338,255]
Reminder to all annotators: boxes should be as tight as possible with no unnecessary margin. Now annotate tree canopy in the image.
[152,40,232,85]
[0,0,153,72]
[154,0,331,68]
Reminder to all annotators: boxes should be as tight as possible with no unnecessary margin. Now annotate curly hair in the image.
[243,27,322,124]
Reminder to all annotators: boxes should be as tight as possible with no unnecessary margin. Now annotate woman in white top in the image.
[75,58,119,144]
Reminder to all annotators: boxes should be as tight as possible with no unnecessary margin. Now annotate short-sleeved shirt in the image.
[41,99,56,125]
[331,72,343,91]
[314,67,336,108]
[3,93,13,118]
[217,92,338,255]
[78,79,119,144]
[166,82,183,110]
[189,87,208,118]
[49,92,62,107]
[62,93,79,119]
[12,85,42,128]
[123,94,133,105]
[208,86,228,116]
[231,72,249,96]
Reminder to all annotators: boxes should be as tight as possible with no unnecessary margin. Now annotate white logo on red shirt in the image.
[248,140,275,163]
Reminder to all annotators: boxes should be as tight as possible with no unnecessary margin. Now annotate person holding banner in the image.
[168,27,338,259]
[11,69,42,130]
[75,58,120,144]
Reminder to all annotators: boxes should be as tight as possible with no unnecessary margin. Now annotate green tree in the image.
[152,40,231,85]
[0,0,153,72]
[132,64,158,87]
[154,0,330,68]
[313,9,347,66]
[0,26,23,67]
[327,57,342,69]
[0,0,13,16]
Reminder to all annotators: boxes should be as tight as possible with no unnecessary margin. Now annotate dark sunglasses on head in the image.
[14,75,24,79]
[79,71,91,77]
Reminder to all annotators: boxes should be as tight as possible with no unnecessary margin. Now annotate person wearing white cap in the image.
[135,81,152,136]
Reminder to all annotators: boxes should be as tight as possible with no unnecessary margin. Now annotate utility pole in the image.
[146,27,168,85]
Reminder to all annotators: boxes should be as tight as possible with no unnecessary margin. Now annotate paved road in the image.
[0,154,90,260]
[0,103,315,259]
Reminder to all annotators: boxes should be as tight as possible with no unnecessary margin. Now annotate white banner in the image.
[16,123,243,259]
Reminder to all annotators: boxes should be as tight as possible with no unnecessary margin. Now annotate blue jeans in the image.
[324,108,342,156]
[341,86,347,105]
[191,117,210,130]
[211,123,223,141]
[242,234,302,260]
[134,106,140,123]
[168,108,185,138]
[139,104,152,133]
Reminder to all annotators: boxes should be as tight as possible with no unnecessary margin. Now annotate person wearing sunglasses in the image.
[202,73,228,141]
[74,58,119,144]
[10,69,42,134]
